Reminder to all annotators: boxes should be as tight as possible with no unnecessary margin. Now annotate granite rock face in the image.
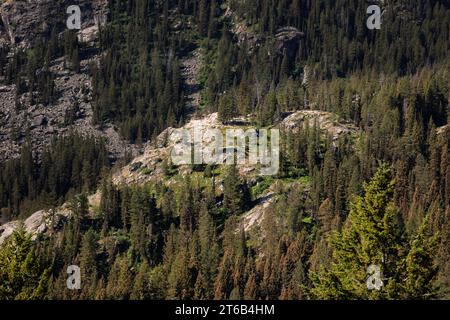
[0,205,72,245]
[0,0,108,47]
[274,27,304,57]
[0,0,139,163]
[0,54,137,162]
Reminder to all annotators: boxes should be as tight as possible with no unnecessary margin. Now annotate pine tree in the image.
[223,165,251,216]
[167,246,191,299]
[311,164,398,299]
[280,232,308,299]
[243,255,259,299]
[310,164,439,299]
[79,229,98,299]
[403,216,439,299]
[70,193,89,220]
[197,202,219,299]
[106,255,133,300]
[130,261,150,300]
[218,93,235,123]
[214,251,234,300]
[0,229,50,300]
[148,265,167,299]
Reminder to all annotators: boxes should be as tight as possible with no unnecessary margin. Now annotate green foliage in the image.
[0,229,50,300]
[0,134,109,219]
[223,165,252,215]
[251,177,274,198]
[91,0,225,142]
[403,216,439,299]
[310,164,438,299]
[0,0,448,301]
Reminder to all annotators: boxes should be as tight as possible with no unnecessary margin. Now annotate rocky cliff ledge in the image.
[0,0,107,47]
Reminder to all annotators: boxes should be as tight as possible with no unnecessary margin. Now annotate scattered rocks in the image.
[281,110,358,141]
[0,45,138,163]
[182,48,203,117]
[225,5,304,58]
[0,1,126,162]
[224,6,261,52]
[0,0,108,48]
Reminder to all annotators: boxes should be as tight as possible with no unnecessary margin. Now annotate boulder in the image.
[31,115,47,128]
[0,207,72,245]
[275,27,304,57]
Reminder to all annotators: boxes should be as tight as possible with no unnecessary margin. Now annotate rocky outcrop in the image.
[239,181,310,236]
[112,113,222,185]
[182,48,203,117]
[0,55,138,162]
[0,0,108,47]
[281,110,359,141]
[274,27,304,57]
[224,6,261,52]
[224,5,304,58]
[0,0,140,162]
[0,109,358,246]
[112,110,359,186]
[437,124,449,136]
[0,205,72,245]
[241,191,275,232]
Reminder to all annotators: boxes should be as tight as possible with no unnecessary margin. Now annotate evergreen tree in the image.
[310,164,438,299]
[79,229,98,299]
[222,165,251,216]
[0,229,50,300]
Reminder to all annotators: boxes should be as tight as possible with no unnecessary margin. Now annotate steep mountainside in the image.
[0,108,357,245]
[0,0,134,162]
[0,0,448,301]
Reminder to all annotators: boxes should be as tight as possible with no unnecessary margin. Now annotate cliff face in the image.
[0,0,107,47]
[0,0,138,162]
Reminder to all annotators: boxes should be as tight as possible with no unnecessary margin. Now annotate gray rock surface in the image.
[0,205,72,245]
[0,0,107,47]
[0,55,139,162]
[0,0,139,163]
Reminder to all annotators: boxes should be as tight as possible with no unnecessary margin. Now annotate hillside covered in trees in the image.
[0,0,449,301]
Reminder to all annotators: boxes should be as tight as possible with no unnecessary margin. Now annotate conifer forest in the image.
[0,0,449,303]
